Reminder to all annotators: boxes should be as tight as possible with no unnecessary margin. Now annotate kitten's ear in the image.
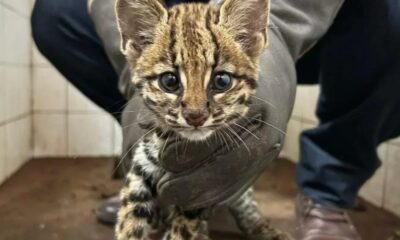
[219,0,270,58]
[115,0,168,56]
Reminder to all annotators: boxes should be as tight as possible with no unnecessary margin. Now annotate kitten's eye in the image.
[212,73,232,92]
[159,72,180,93]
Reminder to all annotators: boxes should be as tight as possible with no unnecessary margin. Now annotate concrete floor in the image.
[0,157,399,240]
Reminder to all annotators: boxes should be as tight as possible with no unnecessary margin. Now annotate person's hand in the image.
[156,34,296,210]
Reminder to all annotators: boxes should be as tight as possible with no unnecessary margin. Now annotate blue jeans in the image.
[31,0,400,208]
[296,0,400,208]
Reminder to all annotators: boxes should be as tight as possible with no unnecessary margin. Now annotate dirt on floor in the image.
[0,157,399,240]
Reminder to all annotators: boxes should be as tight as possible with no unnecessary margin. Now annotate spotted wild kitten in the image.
[114,0,290,239]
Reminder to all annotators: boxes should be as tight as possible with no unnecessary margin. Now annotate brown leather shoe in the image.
[296,194,361,240]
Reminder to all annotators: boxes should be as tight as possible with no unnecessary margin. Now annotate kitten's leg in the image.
[163,209,209,240]
[229,188,291,240]
[115,172,156,240]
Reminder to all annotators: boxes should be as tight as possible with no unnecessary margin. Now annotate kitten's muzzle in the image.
[182,108,209,127]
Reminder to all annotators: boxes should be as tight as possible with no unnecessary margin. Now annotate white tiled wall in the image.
[33,113,67,156]
[33,67,67,112]
[28,0,122,158]
[0,1,33,185]
[0,0,122,186]
[32,45,122,157]
[282,85,400,217]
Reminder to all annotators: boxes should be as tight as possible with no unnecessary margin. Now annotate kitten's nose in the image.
[183,109,209,127]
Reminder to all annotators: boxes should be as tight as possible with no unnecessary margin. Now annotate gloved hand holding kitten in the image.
[89,0,339,220]
[120,32,296,211]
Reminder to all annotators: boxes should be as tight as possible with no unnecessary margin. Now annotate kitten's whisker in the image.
[112,95,141,115]
[217,130,231,151]
[161,134,170,157]
[250,118,286,135]
[121,118,158,129]
[119,110,152,114]
[250,95,276,108]
[222,127,240,148]
[183,137,189,156]
[113,108,150,115]
[216,131,226,149]
[240,115,257,127]
[233,122,260,140]
[204,135,211,147]
[174,134,179,162]
[112,127,156,176]
[214,131,222,148]
[226,125,250,152]
[158,128,170,139]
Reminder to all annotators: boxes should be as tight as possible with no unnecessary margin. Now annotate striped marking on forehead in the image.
[168,4,219,90]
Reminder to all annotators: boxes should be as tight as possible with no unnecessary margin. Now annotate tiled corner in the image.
[2,0,32,17]
[2,7,31,65]
[33,67,67,111]
[68,113,114,156]
[4,66,31,120]
[383,144,400,217]
[113,121,122,156]
[282,119,302,163]
[359,143,388,207]
[68,83,104,113]
[5,116,31,178]
[0,125,6,185]
[33,113,67,157]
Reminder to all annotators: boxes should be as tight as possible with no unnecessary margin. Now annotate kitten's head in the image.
[116,0,270,141]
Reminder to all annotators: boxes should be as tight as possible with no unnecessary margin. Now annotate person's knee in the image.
[31,0,60,56]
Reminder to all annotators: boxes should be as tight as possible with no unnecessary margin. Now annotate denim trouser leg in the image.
[296,0,400,208]
[31,0,126,121]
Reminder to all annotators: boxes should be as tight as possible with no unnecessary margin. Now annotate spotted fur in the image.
[115,0,290,239]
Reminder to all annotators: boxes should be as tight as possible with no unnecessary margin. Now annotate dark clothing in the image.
[296,0,400,208]
[31,0,126,121]
[31,0,400,209]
